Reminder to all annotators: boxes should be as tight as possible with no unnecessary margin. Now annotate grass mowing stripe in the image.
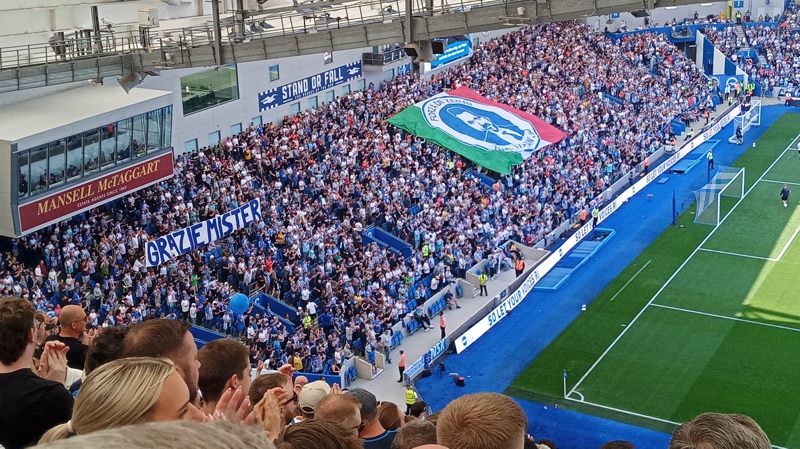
[566,136,800,400]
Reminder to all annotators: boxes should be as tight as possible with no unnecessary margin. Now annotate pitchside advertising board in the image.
[406,338,448,379]
[257,62,362,111]
[453,105,742,353]
[144,198,263,267]
[17,152,175,235]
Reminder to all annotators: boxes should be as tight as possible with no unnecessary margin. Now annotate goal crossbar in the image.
[729,100,761,145]
[694,166,746,226]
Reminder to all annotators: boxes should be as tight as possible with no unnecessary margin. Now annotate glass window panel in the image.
[66,134,84,182]
[83,128,100,176]
[308,96,318,109]
[323,52,333,65]
[99,123,117,171]
[147,109,163,154]
[30,144,49,195]
[231,123,242,136]
[326,90,335,103]
[358,80,366,90]
[209,131,220,146]
[116,118,132,164]
[17,151,30,198]
[186,139,198,153]
[386,69,395,81]
[162,106,173,149]
[132,114,147,159]
[290,102,300,115]
[269,65,279,82]
[180,65,240,115]
[252,116,262,126]
[48,140,66,188]
[342,84,350,95]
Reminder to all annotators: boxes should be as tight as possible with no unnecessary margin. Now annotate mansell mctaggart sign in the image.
[18,152,174,234]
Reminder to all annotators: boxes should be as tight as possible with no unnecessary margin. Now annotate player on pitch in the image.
[781,184,791,208]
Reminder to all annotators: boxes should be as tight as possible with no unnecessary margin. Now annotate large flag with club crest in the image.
[388,86,568,174]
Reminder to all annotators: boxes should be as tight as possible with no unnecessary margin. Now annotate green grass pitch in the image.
[507,113,800,447]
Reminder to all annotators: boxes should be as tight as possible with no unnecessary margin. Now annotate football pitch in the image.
[507,113,800,448]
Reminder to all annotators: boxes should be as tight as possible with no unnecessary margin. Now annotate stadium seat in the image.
[428,298,446,317]
[391,331,404,348]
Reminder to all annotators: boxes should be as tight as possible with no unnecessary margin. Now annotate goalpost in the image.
[728,99,761,145]
[693,166,746,226]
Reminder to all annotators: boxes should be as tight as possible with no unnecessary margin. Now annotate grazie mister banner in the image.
[144,198,262,267]
[18,152,174,234]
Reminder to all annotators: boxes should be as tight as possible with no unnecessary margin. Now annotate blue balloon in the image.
[229,293,249,315]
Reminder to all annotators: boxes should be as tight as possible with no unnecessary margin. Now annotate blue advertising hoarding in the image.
[430,35,473,69]
[258,61,362,111]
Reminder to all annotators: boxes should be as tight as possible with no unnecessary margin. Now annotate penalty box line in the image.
[701,175,800,263]
[566,135,800,400]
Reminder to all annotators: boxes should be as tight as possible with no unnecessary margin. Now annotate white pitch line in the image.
[775,222,800,261]
[562,394,791,449]
[651,303,800,333]
[760,179,800,187]
[564,395,681,425]
[698,247,778,262]
[566,134,800,399]
[609,260,652,302]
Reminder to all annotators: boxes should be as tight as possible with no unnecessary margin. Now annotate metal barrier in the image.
[0,0,505,71]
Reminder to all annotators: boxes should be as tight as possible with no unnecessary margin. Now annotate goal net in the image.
[728,99,761,145]
[694,166,746,226]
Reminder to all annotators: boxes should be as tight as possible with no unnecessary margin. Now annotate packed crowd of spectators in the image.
[703,5,799,97]
[0,21,712,379]
[0,298,779,449]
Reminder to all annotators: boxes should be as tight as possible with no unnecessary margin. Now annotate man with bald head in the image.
[294,375,309,396]
[46,305,89,370]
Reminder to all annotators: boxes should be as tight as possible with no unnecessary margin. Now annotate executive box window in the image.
[231,123,242,136]
[269,65,280,82]
[48,140,66,188]
[115,118,133,165]
[185,139,198,153]
[16,105,173,199]
[180,64,240,116]
[252,116,262,127]
[290,102,301,115]
[323,52,333,65]
[209,131,221,146]
[309,96,318,109]
[342,84,350,96]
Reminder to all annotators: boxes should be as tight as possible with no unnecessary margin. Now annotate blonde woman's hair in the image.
[39,357,175,443]
[36,421,275,449]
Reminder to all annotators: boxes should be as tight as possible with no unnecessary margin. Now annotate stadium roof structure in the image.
[1,0,704,93]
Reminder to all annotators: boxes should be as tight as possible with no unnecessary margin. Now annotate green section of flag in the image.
[387,104,524,175]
